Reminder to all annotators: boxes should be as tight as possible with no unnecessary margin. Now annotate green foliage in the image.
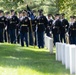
[0,0,75,18]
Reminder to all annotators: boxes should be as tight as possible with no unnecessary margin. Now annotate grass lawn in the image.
[0,43,70,75]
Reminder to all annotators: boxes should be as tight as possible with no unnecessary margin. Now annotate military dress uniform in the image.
[69,21,76,44]
[16,17,22,44]
[9,15,19,44]
[46,19,53,37]
[0,16,7,42]
[60,19,69,43]
[37,15,48,48]
[20,16,30,47]
[29,16,37,46]
[52,19,61,45]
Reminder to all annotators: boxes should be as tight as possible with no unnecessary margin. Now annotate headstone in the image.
[65,44,70,69]
[44,35,47,48]
[61,43,66,65]
[56,43,62,61]
[70,45,76,74]
[48,37,53,54]
[56,43,58,61]
[75,48,76,74]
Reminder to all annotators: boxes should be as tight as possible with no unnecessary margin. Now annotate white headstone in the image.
[65,44,70,69]
[56,43,62,61]
[75,47,76,74]
[70,45,76,74]
[61,43,66,65]
[56,43,58,61]
[48,37,53,54]
[44,35,47,48]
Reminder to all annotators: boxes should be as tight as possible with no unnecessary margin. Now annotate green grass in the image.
[0,43,70,75]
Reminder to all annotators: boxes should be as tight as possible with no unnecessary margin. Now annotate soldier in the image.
[9,10,19,44]
[27,5,36,46]
[52,14,61,45]
[37,9,48,48]
[46,14,53,37]
[19,11,30,47]
[0,10,7,42]
[5,11,10,43]
[31,10,38,46]
[69,16,74,43]
[16,11,23,44]
[69,16,76,44]
[60,13,69,43]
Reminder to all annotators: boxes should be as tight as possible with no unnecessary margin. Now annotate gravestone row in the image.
[56,43,76,74]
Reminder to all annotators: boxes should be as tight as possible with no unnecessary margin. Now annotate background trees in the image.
[0,0,75,19]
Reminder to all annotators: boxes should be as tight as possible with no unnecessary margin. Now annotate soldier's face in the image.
[11,11,15,16]
[0,13,3,16]
[33,12,36,16]
[60,15,63,19]
[70,18,74,22]
[55,16,59,20]
[19,13,22,17]
[23,12,27,16]
[5,14,9,17]
[48,16,51,19]
[73,19,76,22]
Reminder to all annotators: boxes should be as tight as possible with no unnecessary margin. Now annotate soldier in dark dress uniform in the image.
[19,11,30,47]
[37,9,48,48]
[31,11,38,45]
[69,16,76,44]
[16,11,23,44]
[27,5,36,46]
[60,13,69,43]
[5,12,10,43]
[9,10,19,44]
[46,14,53,37]
[0,10,7,42]
[52,14,61,45]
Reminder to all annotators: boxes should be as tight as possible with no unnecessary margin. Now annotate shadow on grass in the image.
[0,44,70,74]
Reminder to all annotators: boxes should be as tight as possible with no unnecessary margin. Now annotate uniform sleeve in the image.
[44,16,48,28]
[16,16,19,25]
[4,17,8,26]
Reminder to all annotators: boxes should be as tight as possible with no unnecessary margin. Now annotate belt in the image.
[10,21,16,23]
[38,23,44,25]
[72,28,76,30]
[53,26,59,29]
[21,24,28,26]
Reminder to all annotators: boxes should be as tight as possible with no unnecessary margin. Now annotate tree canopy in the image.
[0,0,76,18]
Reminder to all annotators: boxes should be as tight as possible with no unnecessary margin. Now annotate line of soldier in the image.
[46,13,76,45]
[0,5,48,48]
[0,6,76,48]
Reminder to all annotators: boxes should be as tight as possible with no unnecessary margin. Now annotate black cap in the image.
[5,11,10,15]
[70,16,73,18]
[61,13,65,16]
[55,14,60,17]
[73,16,76,19]
[10,10,14,13]
[23,10,27,12]
[32,10,36,13]
[19,11,22,14]
[0,10,3,13]
[48,14,52,17]
[70,16,76,19]
[38,9,43,13]
[22,10,27,14]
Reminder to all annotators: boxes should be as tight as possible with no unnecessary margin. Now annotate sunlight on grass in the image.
[0,43,70,75]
